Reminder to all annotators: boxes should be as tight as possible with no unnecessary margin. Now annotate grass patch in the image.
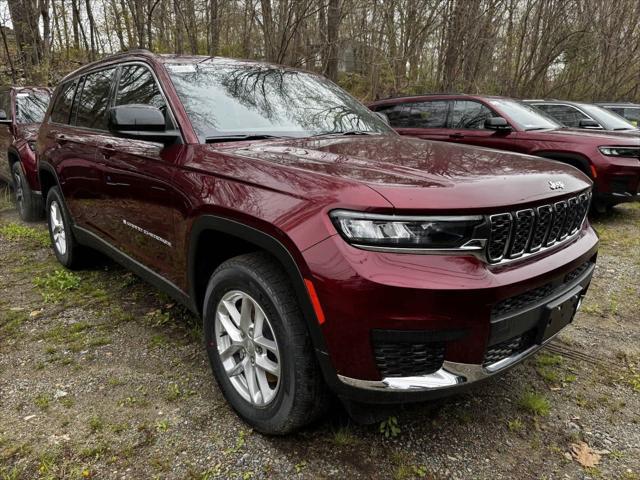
[0,309,28,337]
[507,418,525,432]
[518,391,550,416]
[331,427,359,446]
[34,269,81,302]
[34,393,52,411]
[0,223,50,247]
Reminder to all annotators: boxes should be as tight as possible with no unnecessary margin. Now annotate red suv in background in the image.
[38,52,598,434]
[0,87,51,220]
[369,94,640,212]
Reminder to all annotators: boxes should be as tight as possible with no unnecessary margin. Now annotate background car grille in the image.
[487,192,591,263]
[373,341,445,377]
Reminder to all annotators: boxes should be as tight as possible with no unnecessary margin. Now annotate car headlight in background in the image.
[598,146,640,158]
[329,210,485,249]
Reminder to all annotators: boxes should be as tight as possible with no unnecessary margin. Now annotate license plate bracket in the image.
[540,285,583,343]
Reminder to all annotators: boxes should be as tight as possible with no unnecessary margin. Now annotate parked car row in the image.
[369,94,640,213]
[0,51,637,434]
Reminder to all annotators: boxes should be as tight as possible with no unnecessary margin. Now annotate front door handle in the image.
[449,133,464,139]
[100,144,116,158]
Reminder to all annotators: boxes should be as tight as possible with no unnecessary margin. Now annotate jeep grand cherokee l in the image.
[523,99,639,135]
[0,87,51,220]
[38,52,598,434]
[369,94,640,212]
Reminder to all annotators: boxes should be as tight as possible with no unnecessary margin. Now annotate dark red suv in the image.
[369,94,640,212]
[0,87,51,220]
[38,52,598,434]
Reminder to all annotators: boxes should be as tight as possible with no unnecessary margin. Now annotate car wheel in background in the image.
[12,162,43,222]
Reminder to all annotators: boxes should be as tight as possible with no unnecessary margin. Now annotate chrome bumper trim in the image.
[337,343,544,392]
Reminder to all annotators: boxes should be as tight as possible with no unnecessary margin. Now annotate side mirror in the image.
[484,117,511,131]
[108,105,179,144]
[578,118,601,129]
[0,109,10,123]
[375,111,390,125]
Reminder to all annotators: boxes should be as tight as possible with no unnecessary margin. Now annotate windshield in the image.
[580,104,637,130]
[15,90,50,124]
[166,62,392,141]
[486,98,560,130]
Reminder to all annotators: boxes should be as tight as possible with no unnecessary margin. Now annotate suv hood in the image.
[231,135,591,211]
[15,124,41,141]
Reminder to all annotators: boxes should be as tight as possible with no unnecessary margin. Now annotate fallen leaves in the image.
[570,441,601,468]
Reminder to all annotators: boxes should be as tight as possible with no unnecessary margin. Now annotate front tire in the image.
[203,252,328,434]
[45,186,86,269]
[12,162,43,222]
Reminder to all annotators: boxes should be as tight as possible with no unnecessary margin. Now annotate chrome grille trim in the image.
[487,192,591,264]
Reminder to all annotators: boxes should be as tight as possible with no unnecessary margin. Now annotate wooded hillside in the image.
[1,0,639,101]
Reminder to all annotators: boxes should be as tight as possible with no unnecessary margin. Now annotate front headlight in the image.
[329,210,485,249]
[598,146,640,158]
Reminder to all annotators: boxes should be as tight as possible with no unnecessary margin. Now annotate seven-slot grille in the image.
[487,191,591,263]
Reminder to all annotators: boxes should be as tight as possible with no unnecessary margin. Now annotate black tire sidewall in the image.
[203,265,298,432]
[12,162,31,220]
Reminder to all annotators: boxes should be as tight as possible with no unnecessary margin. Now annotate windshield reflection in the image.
[166,61,392,141]
[15,91,50,124]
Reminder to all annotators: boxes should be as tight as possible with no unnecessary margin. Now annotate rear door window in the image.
[451,101,494,129]
[74,68,116,130]
[405,101,449,128]
[51,80,78,124]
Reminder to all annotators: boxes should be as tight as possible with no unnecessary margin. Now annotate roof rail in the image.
[376,92,468,101]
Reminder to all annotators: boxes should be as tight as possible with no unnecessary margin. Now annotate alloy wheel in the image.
[49,201,67,256]
[214,290,281,406]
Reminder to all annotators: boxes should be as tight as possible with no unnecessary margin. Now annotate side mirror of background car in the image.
[108,104,180,145]
[484,117,512,131]
[375,111,390,125]
[578,118,601,129]
[0,109,10,123]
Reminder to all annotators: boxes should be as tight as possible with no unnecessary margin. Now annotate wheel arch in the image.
[533,151,593,178]
[187,215,335,382]
[38,161,61,199]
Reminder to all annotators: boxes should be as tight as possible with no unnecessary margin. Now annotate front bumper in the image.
[303,223,598,403]
[337,261,593,396]
[593,156,640,206]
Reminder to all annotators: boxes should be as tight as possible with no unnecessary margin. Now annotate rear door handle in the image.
[56,134,68,145]
[449,133,464,139]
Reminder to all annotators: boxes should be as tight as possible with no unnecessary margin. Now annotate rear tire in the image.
[45,186,86,269]
[203,252,328,434]
[12,162,43,222]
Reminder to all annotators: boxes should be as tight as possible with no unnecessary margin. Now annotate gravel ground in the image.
[1,185,639,480]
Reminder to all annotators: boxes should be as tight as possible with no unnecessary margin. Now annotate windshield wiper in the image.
[525,127,550,131]
[310,130,379,138]
[205,134,291,143]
